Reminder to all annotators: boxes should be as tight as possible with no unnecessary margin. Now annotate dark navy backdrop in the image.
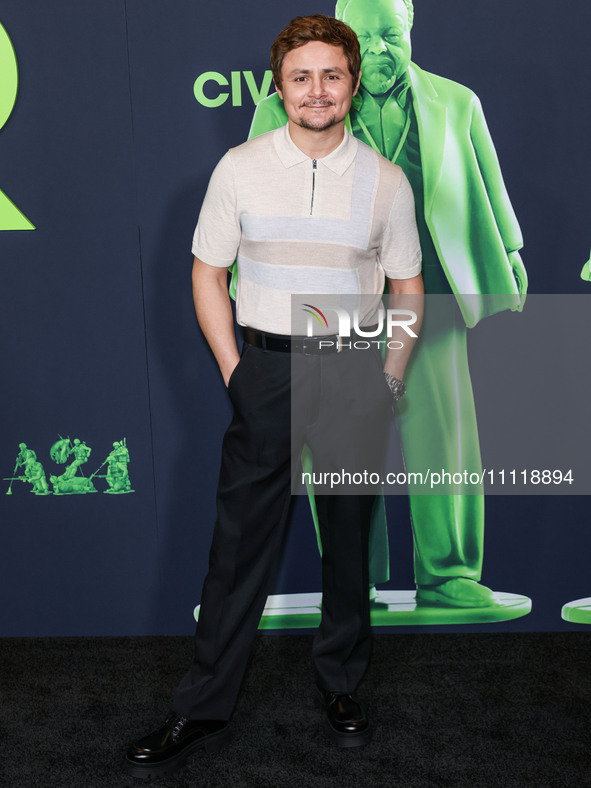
[0,0,589,635]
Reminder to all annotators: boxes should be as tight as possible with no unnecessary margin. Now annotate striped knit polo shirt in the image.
[192,124,422,335]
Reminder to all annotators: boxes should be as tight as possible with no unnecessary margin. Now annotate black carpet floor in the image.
[1,632,589,787]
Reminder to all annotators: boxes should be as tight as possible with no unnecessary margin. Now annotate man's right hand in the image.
[192,257,240,386]
[222,359,240,388]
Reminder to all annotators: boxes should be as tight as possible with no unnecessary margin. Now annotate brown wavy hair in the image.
[271,14,361,90]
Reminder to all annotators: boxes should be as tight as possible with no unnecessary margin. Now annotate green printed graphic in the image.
[581,251,591,281]
[242,0,530,618]
[195,591,532,630]
[6,437,133,496]
[0,21,34,231]
[193,69,273,108]
[4,443,49,495]
[562,598,591,624]
[242,71,273,105]
[101,440,132,494]
[64,438,92,479]
[49,436,95,494]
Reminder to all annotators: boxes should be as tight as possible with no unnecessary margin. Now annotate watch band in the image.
[383,372,406,400]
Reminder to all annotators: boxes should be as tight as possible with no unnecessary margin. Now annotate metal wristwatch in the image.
[383,372,406,400]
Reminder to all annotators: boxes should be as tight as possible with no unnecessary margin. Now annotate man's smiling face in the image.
[276,40,360,132]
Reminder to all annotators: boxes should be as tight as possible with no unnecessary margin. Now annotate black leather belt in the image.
[242,327,377,355]
[243,327,341,354]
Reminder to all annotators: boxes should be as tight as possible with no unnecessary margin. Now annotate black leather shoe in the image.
[124,713,230,780]
[317,687,372,748]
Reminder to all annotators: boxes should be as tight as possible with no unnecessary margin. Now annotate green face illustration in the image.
[342,0,412,96]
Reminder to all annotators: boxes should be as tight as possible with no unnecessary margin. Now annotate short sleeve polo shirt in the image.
[192,124,421,335]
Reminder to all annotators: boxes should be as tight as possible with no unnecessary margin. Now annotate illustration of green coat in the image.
[236,61,526,587]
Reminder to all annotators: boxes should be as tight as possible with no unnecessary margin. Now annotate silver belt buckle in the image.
[301,337,315,355]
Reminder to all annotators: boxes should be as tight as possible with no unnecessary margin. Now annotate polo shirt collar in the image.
[274,123,358,176]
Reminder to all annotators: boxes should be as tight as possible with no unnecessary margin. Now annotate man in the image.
[125,14,422,780]
[249,0,527,608]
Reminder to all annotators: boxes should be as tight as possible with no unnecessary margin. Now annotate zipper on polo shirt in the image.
[310,159,317,215]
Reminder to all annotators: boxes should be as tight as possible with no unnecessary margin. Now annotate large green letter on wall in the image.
[0,21,34,231]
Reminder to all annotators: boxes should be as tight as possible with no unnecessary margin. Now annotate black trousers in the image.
[173,342,391,720]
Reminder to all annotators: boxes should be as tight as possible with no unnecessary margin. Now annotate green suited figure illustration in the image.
[235,0,527,608]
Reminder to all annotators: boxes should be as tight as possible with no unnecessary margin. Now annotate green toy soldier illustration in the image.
[49,473,97,495]
[16,442,29,467]
[6,436,133,496]
[23,451,50,495]
[104,440,132,494]
[49,436,96,494]
[63,438,92,480]
[50,437,71,464]
[242,0,527,609]
[5,443,49,495]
